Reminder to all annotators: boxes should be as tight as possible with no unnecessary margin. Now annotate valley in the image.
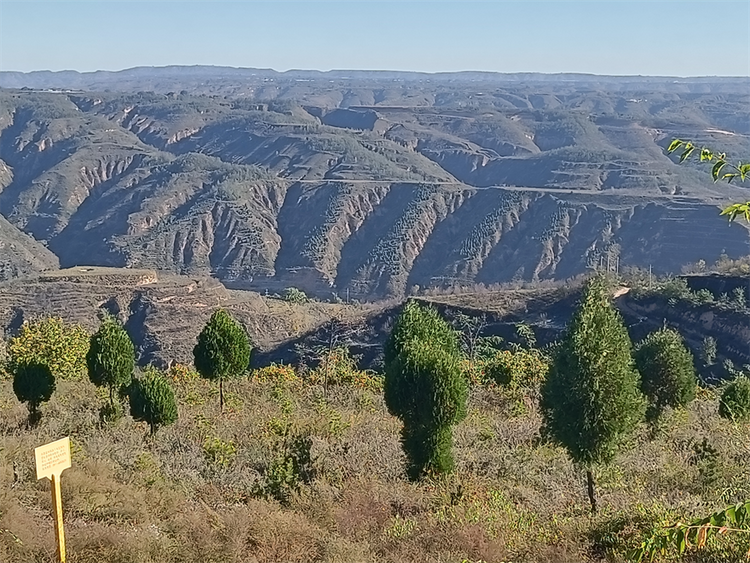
[0,69,748,299]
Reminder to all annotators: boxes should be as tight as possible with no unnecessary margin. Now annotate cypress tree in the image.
[87,316,135,407]
[129,368,178,434]
[540,276,645,513]
[634,327,697,421]
[193,309,252,412]
[13,362,55,425]
[384,301,467,480]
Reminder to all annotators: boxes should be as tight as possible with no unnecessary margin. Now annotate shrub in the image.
[193,309,253,412]
[7,317,89,380]
[282,287,309,304]
[485,349,549,388]
[129,367,178,434]
[308,347,383,392]
[252,363,301,385]
[634,327,697,421]
[718,376,750,422]
[540,276,645,513]
[165,363,200,384]
[384,301,467,480]
[202,436,236,468]
[87,315,135,407]
[253,434,313,505]
[12,362,55,424]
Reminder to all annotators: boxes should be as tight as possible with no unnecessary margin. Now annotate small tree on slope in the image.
[13,362,55,425]
[634,327,697,422]
[129,367,178,434]
[384,300,467,480]
[718,375,750,422]
[87,315,135,408]
[540,276,645,513]
[193,309,252,412]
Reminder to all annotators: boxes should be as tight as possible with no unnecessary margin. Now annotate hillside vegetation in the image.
[2,277,750,562]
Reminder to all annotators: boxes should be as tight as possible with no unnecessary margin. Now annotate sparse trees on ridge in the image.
[193,309,252,412]
[540,276,645,513]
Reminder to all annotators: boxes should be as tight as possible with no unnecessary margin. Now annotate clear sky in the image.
[0,1,748,76]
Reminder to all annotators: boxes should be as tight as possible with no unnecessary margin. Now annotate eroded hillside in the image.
[0,74,748,299]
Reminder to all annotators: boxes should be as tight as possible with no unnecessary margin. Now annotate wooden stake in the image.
[51,473,66,562]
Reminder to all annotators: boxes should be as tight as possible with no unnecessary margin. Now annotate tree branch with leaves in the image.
[667,139,750,221]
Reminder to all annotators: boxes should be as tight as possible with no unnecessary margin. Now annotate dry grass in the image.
[2,376,750,563]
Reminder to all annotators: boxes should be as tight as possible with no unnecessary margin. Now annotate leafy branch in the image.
[629,501,750,562]
[667,139,750,222]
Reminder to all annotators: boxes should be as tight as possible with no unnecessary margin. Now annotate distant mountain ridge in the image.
[2,65,749,93]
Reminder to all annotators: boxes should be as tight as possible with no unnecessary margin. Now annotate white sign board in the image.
[35,437,71,480]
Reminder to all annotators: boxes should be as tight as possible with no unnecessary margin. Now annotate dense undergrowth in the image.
[2,356,750,563]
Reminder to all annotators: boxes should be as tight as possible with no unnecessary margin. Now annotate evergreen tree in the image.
[540,276,645,513]
[87,316,135,407]
[12,362,55,424]
[129,368,178,434]
[718,376,750,422]
[193,309,252,412]
[634,327,697,421]
[384,301,467,480]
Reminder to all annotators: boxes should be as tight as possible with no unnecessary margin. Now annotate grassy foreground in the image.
[1,371,749,563]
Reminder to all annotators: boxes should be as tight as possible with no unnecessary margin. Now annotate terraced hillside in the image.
[0,71,748,299]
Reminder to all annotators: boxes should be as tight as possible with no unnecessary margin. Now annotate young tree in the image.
[384,300,467,480]
[634,327,697,421]
[129,367,178,434]
[87,316,135,407]
[193,309,252,412]
[540,276,645,513]
[718,375,750,422]
[12,362,55,424]
[7,317,89,380]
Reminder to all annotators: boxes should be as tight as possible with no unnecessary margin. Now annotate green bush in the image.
[718,376,750,422]
[7,317,89,380]
[194,309,253,412]
[129,367,178,434]
[87,316,135,407]
[12,362,55,424]
[485,349,549,388]
[282,287,309,304]
[384,301,467,480]
[253,433,313,505]
[634,327,697,421]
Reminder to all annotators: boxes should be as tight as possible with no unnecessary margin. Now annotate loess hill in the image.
[0,69,749,299]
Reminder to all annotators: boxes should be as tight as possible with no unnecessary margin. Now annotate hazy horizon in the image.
[1,1,748,77]
[3,64,749,79]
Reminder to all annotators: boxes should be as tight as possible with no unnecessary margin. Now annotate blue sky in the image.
[0,1,748,76]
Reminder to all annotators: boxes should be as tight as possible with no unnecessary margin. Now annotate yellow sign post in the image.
[35,437,71,563]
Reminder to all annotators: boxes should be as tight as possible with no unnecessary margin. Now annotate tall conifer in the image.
[540,277,645,513]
